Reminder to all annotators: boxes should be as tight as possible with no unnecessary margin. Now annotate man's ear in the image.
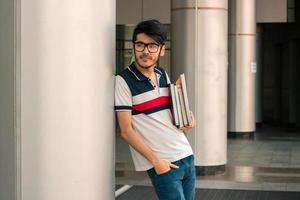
[160,45,166,57]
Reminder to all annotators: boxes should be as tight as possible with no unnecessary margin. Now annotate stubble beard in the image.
[134,53,158,69]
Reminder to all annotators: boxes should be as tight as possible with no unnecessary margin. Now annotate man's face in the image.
[133,33,165,69]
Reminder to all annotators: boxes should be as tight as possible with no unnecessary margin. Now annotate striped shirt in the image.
[115,62,193,171]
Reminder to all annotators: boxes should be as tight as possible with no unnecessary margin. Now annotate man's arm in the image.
[117,111,178,174]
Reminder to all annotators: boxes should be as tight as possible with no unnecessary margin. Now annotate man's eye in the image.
[149,44,158,48]
[136,43,144,47]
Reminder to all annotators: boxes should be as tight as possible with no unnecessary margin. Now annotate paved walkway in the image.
[117,186,300,200]
[116,126,300,198]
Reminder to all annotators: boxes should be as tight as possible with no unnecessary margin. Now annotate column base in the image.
[228,131,254,139]
[196,165,226,176]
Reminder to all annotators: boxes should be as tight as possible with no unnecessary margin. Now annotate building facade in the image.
[1,0,300,199]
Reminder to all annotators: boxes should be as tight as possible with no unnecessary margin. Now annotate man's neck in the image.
[135,62,156,78]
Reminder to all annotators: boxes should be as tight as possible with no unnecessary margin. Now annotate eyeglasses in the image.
[133,42,160,53]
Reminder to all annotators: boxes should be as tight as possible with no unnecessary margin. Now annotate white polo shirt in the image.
[115,62,193,171]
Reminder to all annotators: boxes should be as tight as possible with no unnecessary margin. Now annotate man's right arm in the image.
[116,111,179,174]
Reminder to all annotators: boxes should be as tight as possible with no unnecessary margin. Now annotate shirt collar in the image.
[154,67,163,76]
[128,62,162,81]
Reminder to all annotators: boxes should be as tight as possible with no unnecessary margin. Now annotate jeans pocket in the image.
[157,168,172,176]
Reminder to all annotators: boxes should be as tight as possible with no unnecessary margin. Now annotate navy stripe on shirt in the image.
[114,105,132,110]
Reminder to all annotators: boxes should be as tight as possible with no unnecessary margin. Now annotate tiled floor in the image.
[228,127,300,168]
[116,186,300,200]
[116,125,300,194]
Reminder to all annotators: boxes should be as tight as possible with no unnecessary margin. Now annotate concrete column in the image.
[172,0,228,175]
[255,25,263,126]
[228,0,256,136]
[0,0,16,199]
[1,0,115,199]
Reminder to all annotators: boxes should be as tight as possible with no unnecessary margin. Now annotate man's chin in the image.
[140,65,152,69]
[136,61,155,69]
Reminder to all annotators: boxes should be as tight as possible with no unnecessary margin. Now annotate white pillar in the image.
[0,0,16,199]
[228,0,256,135]
[2,0,116,199]
[172,0,228,175]
[255,25,263,126]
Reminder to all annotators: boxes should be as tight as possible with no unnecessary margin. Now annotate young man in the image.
[115,19,196,200]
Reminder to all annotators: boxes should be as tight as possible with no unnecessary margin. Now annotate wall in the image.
[116,0,171,24]
[117,0,294,24]
[256,0,288,23]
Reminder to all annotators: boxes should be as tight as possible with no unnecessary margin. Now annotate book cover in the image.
[177,86,188,126]
[168,73,192,127]
[180,74,192,125]
[169,84,179,126]
[174,85,183,128]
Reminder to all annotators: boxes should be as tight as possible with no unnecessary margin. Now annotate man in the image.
[115,19,196,200]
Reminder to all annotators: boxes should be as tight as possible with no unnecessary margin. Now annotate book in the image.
[177,86,188,126]
[169,73,192,127]
[174,85,183,128]
[178,74,192,125]
[169,84,179,126]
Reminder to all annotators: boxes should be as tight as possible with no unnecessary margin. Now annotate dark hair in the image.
[132,19,167,45]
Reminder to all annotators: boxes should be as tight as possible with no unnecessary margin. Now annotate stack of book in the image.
[169,74,192,128]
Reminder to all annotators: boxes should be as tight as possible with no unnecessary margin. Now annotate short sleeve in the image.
[114,75,132,111]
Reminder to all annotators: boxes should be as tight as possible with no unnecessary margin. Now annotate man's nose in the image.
[142,45,150,53]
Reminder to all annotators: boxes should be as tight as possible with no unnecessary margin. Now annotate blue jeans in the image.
[147,155,196,200]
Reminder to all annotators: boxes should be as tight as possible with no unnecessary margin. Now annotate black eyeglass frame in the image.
[133,41,162,53]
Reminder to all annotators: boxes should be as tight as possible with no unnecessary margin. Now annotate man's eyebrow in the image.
[135,41,159,45]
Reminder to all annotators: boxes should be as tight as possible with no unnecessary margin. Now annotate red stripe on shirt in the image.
[132,96,170,111]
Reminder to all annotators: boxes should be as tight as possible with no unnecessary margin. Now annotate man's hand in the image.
[180,111,196,131]
[152,159,179,175]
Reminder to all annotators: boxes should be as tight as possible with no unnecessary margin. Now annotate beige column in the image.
[172,0,228,175]
[1,0,115,199]
[255,25,263,126]
[228,0,256,135]
[0,0,16,199]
